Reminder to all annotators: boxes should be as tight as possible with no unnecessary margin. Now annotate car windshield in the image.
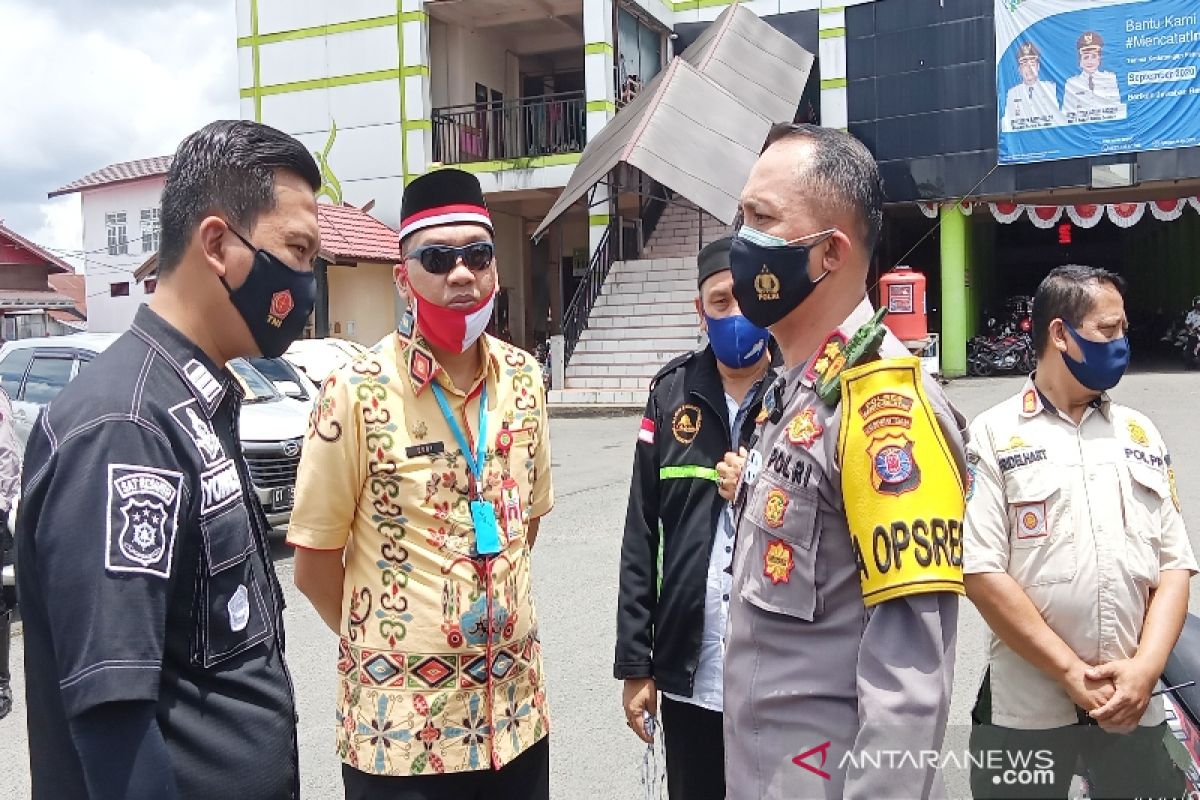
[249,357,299,385]
[228,358,282,402]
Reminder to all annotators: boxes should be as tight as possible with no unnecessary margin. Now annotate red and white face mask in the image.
[410,288,496,354]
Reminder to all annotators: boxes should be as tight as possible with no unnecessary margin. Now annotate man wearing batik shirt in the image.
[289,168,554,800]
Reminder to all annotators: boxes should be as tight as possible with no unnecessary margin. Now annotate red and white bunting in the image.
[1188,196,1200,214]
[1149,199,1186,222]
[990,202,1025,224]
[1065,204,1105,228]
[1026,205,1064,229]
[959,201,975,216]
[918,202,939,219]
[1106,202,1146,228]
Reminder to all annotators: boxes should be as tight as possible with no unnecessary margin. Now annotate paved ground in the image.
[4,371,1200,798]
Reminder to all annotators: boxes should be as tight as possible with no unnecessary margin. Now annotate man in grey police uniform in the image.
[1002,42,1064,132]
[1063,31,1124,119]
[964,265,1194,798]
[717,124,968,799]
[16,120,321,800]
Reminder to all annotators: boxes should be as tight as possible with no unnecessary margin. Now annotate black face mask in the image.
[224,228,317,358]
[729,226,834,328]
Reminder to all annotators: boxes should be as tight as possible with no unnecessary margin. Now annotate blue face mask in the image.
[1062,321,1129,391]
[705,312,770,369]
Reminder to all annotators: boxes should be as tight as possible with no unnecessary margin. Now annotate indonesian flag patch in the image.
[638,418,655,445]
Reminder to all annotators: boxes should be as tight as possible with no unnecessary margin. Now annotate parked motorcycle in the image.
[967,333,1035,377]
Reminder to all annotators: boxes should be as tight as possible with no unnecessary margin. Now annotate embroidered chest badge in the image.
[1016,502,1048,539]
[868,434,922,495]
[763,487,789,528]
[763,539,795,584]
[672,404,702,445]
[1127,419,1150,447]
[786,408,824,448]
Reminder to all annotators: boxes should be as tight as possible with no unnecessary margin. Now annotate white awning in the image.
[534,4,814,237]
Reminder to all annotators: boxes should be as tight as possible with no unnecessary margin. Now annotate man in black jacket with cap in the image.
[615,237,779,800]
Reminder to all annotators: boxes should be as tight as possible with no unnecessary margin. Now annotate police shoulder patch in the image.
[837,356,965,607]
[106,464,185,579]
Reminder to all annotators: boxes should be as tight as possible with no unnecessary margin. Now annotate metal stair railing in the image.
[561,221,617,367]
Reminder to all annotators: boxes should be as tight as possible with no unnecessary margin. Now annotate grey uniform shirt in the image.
[964,380,1198,729]
[724,299,967,800]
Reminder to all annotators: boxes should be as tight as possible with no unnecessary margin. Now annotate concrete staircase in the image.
[642,202,734,259]
[548,256,700,406]
[546,202,734,406]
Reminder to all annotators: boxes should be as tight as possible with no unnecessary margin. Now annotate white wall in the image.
[81,179,166,333]
[434,24,519,110]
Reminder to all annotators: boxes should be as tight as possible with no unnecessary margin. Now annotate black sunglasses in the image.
[406,242,495,274]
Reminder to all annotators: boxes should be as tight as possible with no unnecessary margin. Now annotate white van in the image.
[0,333,309,529]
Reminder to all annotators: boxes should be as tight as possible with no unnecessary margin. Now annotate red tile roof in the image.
[48,273,87,314]
[0,223,73,273]
[49,155,172,198]
[317,203,400,264]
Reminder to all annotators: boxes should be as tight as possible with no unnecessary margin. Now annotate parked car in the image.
[0,334,309,529]
[249,356,320,404]
[283,337,366,384]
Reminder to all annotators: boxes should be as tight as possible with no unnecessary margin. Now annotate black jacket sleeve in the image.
[613,389,662,680]
[69,701,180,800]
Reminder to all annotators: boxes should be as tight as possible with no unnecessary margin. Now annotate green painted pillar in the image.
[940,203,969,377]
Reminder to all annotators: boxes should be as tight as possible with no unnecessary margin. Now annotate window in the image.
[141,208,161,253]
[106,212,128,256]
[110,282,130,297]
[0,349,34,392]
[21,356,74,406]
[143,278,158,294]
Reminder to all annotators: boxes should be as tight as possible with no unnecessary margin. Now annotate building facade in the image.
[232,0,1200,381]
[48,157,168,333]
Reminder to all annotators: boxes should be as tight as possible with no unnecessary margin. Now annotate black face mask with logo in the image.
[224,228,317,358]
[729,226,835,329]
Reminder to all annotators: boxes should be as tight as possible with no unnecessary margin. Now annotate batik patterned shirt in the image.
[288,309,553,776]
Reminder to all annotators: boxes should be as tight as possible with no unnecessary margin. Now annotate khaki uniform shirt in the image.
[288,311,553,776]
[964,380,1197,729]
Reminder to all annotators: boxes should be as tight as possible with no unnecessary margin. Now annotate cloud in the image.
[0,0,238,267]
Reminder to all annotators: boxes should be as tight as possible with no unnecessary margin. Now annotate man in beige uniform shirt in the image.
[965,265,1195,798]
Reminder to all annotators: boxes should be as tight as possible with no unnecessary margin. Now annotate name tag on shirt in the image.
[405,441,445,459]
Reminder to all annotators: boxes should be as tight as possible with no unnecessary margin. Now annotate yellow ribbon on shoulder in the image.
[836,356,965,606]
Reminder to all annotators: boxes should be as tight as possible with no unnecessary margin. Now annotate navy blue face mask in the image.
[729,225,835,328]
[705,313,770,369]
[224,228,317,358]
[1062,321,1129,392]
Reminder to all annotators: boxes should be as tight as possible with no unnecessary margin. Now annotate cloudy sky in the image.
[0,0,238,269]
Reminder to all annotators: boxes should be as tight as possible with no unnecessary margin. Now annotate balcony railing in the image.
[432,91,586,166]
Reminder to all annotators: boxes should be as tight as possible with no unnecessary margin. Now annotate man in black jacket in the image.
[615,237,779,800]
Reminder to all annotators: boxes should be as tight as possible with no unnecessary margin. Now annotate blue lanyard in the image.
[431,382,488,488]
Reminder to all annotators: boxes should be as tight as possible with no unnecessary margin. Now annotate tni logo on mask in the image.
[268,290,295,328]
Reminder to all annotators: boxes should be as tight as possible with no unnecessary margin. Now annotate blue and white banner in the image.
[996,0,1200,164]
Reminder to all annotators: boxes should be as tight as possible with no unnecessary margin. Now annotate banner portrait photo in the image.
[996,0,1200,164]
